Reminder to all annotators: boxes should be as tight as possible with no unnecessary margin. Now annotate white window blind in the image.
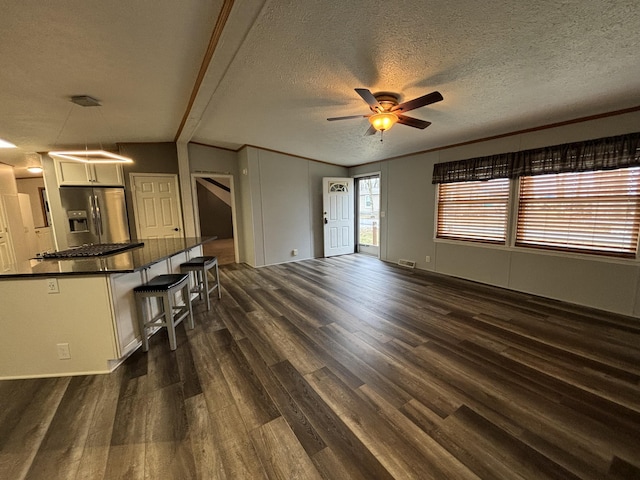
[516,167,640,257]
[437,179,509,243]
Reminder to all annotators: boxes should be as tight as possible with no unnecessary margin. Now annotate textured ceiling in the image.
[1,0,640,176]
[0,0,223,176]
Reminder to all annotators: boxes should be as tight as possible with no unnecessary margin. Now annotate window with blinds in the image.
[437,179,510,243]
[516,167,640,257]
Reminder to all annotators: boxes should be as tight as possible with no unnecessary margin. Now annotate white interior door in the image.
[132,174,184,240]
[1,194,29,263]
[0,199,16,272]
[323,177,354,257]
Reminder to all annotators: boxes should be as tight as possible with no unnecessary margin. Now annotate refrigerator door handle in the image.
[94,194,103,237]
[89,194,97,235]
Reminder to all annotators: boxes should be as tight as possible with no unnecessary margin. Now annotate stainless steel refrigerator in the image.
[59,186,131,246]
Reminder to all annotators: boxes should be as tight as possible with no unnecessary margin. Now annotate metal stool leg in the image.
[164,291,177,350]
[202,265,211,311]
[197,269,204,301]
[136,295,150,351]
[135,274,192,352]
[214,260,221,299]
[183,282,195,329]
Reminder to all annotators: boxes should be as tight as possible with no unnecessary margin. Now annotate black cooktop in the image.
[42,242,144,259]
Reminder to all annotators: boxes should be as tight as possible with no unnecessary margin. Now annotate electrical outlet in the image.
[425,256,431,263]
[292,249,298,256]
[56,343,71,360]
[47,278,59,294]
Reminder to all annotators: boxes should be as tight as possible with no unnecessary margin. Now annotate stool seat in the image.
[134,273,190,292]
[180,256,217,268]
[180,255,221,311]
[134,273,194,351]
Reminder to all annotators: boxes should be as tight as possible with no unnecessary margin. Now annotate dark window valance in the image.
[432,132,640,184]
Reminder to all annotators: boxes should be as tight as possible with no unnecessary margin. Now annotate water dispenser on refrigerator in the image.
[67,210,89,233]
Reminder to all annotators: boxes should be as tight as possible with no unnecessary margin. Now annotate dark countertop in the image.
[0,237,216,278]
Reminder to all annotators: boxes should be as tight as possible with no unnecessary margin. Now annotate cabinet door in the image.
[54,160,124,186]
[91,164,123,186]
[110,271,144,357]
[55,160,91,185]
[34,227,55,253]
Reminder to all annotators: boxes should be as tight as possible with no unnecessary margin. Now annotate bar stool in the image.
[180,256,221,311]
[134,273,194,351]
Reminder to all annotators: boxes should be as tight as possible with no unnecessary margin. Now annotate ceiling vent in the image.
[71,95,101,107]
[398,259,416,268]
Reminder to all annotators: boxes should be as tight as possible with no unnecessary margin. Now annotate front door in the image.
[131,174,184,240]
[323,177,354,257]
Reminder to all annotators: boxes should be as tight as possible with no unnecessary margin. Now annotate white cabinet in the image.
[55,160,124,186]
[34,226,55,253]
[110,270,144,358]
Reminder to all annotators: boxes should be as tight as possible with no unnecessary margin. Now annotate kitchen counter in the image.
[0,237,216,277]
[0,236,216,380]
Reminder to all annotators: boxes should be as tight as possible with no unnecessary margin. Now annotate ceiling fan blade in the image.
[391,91,443,113]
[355,88,382,112]
[396,114,432,129]
[327,115,367,121]
[364,124,377,136]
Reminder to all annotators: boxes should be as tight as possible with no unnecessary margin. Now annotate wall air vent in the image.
[398,259,416,268]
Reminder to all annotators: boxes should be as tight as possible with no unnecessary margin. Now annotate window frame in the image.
[514,167,640,258]
[434,167,640,261]
[435,178,512,245]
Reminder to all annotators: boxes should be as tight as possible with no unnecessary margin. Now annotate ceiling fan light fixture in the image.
[368,112,398,131]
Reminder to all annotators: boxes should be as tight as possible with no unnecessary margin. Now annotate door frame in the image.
[191,172,239,264]
[130,173,185,239]
[354,172,381,258]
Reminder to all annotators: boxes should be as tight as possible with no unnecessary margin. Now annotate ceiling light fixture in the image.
[48,150,132,163]
[0,138,17,148]
[47,95,133,164]
[368,112,398,131]
[368,111,398,142]
[27,166,44,174]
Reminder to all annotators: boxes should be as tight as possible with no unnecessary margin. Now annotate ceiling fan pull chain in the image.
[380,130,384,142]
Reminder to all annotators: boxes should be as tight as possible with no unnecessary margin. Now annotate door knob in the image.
[174,227,180,231]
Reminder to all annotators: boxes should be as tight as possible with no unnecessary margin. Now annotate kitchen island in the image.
[0,237,214,379]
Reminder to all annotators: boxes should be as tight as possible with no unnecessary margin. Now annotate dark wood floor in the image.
[203,238,235,265]
[2,255,640,479]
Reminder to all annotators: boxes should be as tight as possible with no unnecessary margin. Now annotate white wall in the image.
[16,177,46,227]
[350,111,640,318]
[241,146,347,266]
[0,164,17,194]
[41,155,64,250]
[187,143,242,242]
[237,147,256,265]
[188,143,238,174]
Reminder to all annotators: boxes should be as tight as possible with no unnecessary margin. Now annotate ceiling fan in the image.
[327,88,443,139]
